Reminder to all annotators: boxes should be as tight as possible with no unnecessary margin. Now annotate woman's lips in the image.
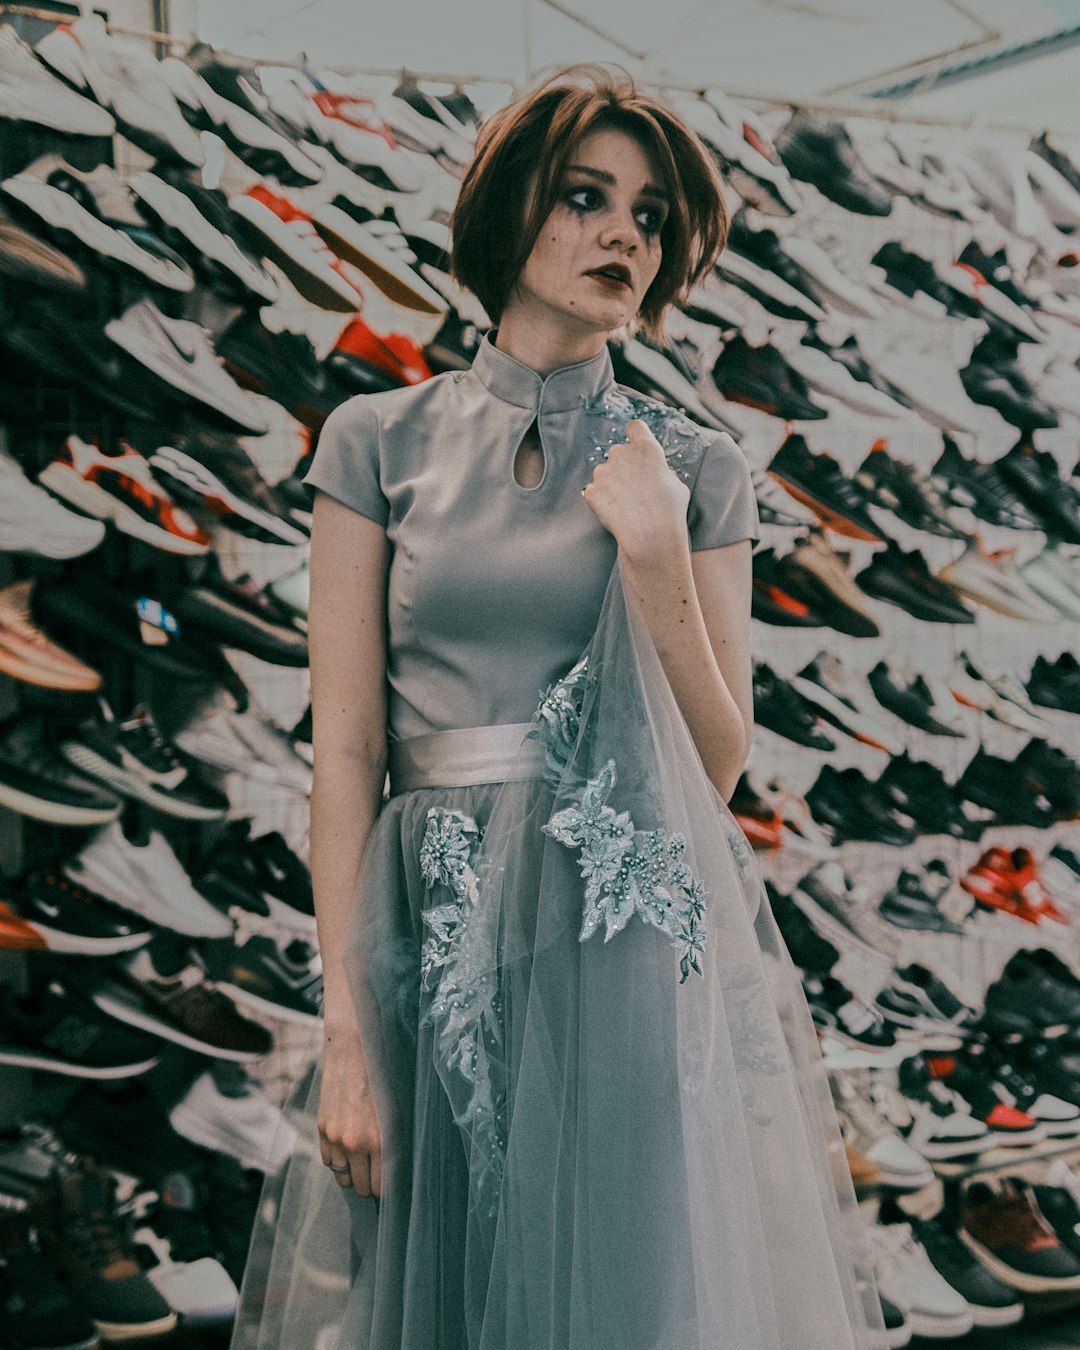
[587,269,631,290]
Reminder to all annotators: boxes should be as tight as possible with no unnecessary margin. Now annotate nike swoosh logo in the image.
[145,308,199,364]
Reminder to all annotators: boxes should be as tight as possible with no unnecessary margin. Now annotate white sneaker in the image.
[938,539,1062,622]
[64,822,233,939]
[946,652,1047,734]
[790,653,904,755]
[773,234,888,319]
[872,1077,991,1161]
[1021,547,1080,621]
[774,336,905,418]
[173,698,313,793]
[0,449,105,558]
[1,156,193,294]
[310,200,447,314]
[133,1223,238,1326]
[872,350,981,435]
[105,299,269,435]
[35,14,203,168]
[717,248,826,322]
[129,169,279,305]
[0,23,114,136]
[868,1222,975,1340]
[833,1076,934,1189]
[169,1066,303,1172]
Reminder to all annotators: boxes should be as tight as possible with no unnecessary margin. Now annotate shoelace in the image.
[120,713,184,774]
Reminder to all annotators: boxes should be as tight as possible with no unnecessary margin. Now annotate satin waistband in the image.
[388,722,545,793]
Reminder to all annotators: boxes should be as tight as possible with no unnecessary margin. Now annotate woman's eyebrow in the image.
[565,164,668,201]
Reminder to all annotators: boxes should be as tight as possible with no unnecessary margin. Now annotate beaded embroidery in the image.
[582,386,712,485]
[542,760,708,983]
[529,655,590,788]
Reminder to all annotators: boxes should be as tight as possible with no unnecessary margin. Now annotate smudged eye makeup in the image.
[563,183,667,239]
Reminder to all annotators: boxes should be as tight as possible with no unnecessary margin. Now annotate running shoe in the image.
[8,871,152,957]
[208,913,322,1025]
[0,979,161,1080]
[0,448,104,558]
[0,580,101,693]
[0,714,121,827]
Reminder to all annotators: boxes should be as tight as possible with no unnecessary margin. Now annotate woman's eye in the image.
[636,206,666,236]
[566,186,602,212]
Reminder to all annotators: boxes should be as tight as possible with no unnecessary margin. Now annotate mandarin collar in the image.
[469,332,615,414]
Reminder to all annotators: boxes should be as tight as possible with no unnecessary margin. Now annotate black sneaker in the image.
[0,714,121,827]
[874,964,976,1037]
[877,753,982,840]
[872,241,978,316]
[867,662,965,737]
[1033,1183,1080,1259]
[206,918,322,1025]
[997,439,1080,543]
[753,662,834,749]
[984,949,1080,1034]
[800,327,912,410]
[877,866,967,936]
[32,1158,177,1341]
[59,704,228,821]
[802,974,896,1049]
[197,818,316,935]
[775,110,893,215]
[169,561,308,668]
[1026,652,1080,714]
[751,548,830,628]
[766,432,884,541]
[960,333,1058,432]
[957,240,1037,311]
[854,438,967,539]
[710,335,828,421]
[216,311,353,433]
[726,211,823,304]
[856,541,975,624]
[931,435,1041,531]
[0,1192,100,1350]
[1013,738,1080,815]
[956,745,1057,827]
[805,765,917,847]
[765,880,839,974]
[9,872,152,957]
[902,1209,1024,1329]
[86,947,273,1062]
[424,307,485,373]
[0,980,161,1079]
[148,430,309,547]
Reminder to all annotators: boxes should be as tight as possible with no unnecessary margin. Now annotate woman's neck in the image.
[494,309,610,379]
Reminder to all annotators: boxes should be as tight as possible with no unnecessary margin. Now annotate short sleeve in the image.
[302,396,388,525]
[686,432,759,551]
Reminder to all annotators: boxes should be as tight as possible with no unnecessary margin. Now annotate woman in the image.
[234,65,884,1350]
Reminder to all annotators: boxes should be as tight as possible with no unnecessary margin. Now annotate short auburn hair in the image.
[450,64,728,343]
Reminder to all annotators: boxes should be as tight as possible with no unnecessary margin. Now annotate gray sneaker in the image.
[795,860,902,957]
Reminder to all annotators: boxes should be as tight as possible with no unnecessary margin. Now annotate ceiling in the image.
[193,0,1080,135]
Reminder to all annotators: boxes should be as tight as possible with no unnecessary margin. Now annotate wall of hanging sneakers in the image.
[2,5,1080,1345]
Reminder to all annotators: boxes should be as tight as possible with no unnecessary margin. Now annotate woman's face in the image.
[510,126,668,338]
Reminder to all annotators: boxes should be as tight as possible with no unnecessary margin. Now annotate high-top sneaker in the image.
[31,1159,176,1340]
[0,1191,100,1350]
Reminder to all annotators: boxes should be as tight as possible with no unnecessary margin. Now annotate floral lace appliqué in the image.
[582,386,711,485]
[528,655,590,788]
[418,808,506,1204]
[543,760,708,983]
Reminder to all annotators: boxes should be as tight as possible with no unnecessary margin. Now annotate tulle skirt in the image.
[232,567,886,1350]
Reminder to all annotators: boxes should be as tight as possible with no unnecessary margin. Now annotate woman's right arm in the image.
[308,490,390,1198]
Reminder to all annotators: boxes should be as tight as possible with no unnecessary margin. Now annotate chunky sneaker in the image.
[961,1179,1080,1293]
[876,754,982,842]
[931,435,1041,531]
[752,662,834,749]
[890,1054,991,1159]
[149,434,308,546]
[831,1074,933,1189]
[867,1222,974,1340]
[9,872,152,957]
[856,540,975,624]
[0,979,161,1080]
[790,651,902,753]
[0,714,121,827]
[64,821,234,940]
[131,1205,238,1327]
[781,531,880,637]
[31,1157,177,1340]
[805,765,917,848]
[1026,651,1080,713]
[0,1192,101,1350]
[938,538,1060,624]
[1021,546,1080,622]
[928,1055,1045,1145]
[873,964,976,1039]
[330,314,433,388]
[794,860,901,957]
[802,974,895,1050]
[208,912,322,1025]
[168,1064,302,1172]
[311,196,447,313]
[38,437,211,556]
[0,447,105,558]
[901,1211,1024,1329]
[867,661,965,737]
[766,432,884,540]
[104,298,269,435]
[984,948,1080,1033]
[0,580,101,693]
[229,180,363,311]
[87,948,273,1062]
[173,697,313,792]
[60,704,228,821]
[0,22,114,136]
[956,748,1057,829]
[854,438,966,539]
[877,865,969,936]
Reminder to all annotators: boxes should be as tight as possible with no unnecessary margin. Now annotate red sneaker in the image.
[0,898,47,951]
[960,847,1043,924]
[229,182,363,312]
[333,316,432,385]
[1011,848,1070,924]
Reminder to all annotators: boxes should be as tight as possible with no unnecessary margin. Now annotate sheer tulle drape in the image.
[232,567,885,1350]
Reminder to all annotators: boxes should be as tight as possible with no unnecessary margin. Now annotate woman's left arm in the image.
[584,420,754,801]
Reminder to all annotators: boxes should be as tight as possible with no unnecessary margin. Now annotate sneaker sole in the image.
[968,1300,1025,1329]
[214,981,321,1026]
[906,1307,975,1339]
[0,1044,160,1079]
[24,917,152,956]
[37,462,210,556]
[311,206,446,313]
[0,779,120,826]
[788,675,901,752]
[957,1228,1080,1293]
[766,470,883,541]
[228,195,362,312]
[0,645,100,692]
[149,449,308,547]
[59,742,227,821]
[89,988,267,1063]
[93,1312,178,1341]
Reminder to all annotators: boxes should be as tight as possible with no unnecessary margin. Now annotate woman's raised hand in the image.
[582,419,690,561]
[318,1020,382,1198]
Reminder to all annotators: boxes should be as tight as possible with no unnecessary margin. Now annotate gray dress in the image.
[231,336,886,1350]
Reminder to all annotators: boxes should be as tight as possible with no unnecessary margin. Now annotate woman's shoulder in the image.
[604,380,743,482]
[322,370,466,440]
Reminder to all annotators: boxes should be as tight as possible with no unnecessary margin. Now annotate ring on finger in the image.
[327,1160,352,1174]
